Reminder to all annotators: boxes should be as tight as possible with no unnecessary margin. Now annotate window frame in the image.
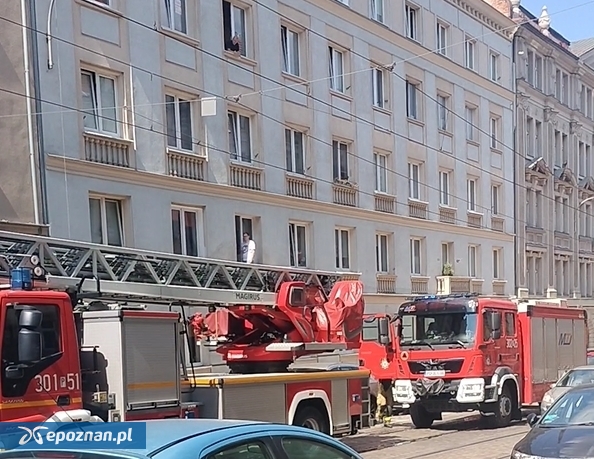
[439,170,451,206]
[165,94,194,152]
[163,0,187,34]
[80,69,120,136]
[334,227,351,270]
[465,105,476,141]
[281,25,300,77]
[405,4,419,41]
[332,140,349,181]
[437,94,448,131]
[89,195,125,247]
[467,178,477,212]
[370,0,384,23]
[374,152,388,193]
[489,52,499,82]
[436,22,448,56]
[376,233,389,273]
[493,248,502,279]
[468,244,478,278]
[228,110,252,163]
[410,237,422,275]
[406,80,419,120]
[491,184,500,215]
[408,162,421,200]
[328,46,345,93]
[490,116,499,150]
[288,222,308,268]
[441,242,451,265]
[285,128,305,175]
[171,206,205,257]
[465,36,476,70]
[222,1,248,57]
[372,67,385,109]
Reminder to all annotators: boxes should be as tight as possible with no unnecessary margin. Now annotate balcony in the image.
[332,182,358,207]
[230,163,262,190]
[286,174,314,199]
[467,211,483,229]
[439,206,456,224]
[167,150,205,181]
[375,193,396,214]
[376,274,396,294]
[554,232,571,250]
[492,280,507,296]
[470,279,484,294]
[408,199,428,219]
[411,276,429,294]
[491,216,505,232]
[436,276,472,294]
[579,236,593,253]
[83,132,133,168]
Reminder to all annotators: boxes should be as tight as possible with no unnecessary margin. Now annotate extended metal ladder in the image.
[0,230,359,306]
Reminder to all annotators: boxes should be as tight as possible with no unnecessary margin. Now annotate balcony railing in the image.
[491,216,505,232]
[375,194,395,214]
[230,163,262,190]
[376,274,396,294]
[332,183,358,207]
[167,150,205,181]
[411,276,429,294]
[492,280,507,296]
[286,174,314,199]
[439,206,456,224]
[83,132,133,168]
[436,276,472,294]
[467,212,482,229]
[408,199,428,219]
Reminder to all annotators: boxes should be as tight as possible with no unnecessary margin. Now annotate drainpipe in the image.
[512,33,518,296]
[20,0,41,226]
[28,0,49,225]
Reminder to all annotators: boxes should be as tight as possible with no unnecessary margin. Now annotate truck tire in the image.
[293,406,330,435]
[489,385,514,428]
[410,404,434,429]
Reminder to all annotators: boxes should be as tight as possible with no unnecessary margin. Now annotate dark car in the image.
[512,384,594,459]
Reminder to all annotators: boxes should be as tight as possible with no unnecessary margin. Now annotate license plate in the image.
[424,369,446,377]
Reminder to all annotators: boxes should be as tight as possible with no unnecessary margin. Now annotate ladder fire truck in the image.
[0,230,371,436]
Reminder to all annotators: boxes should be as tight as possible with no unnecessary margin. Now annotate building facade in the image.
[490,0,594,303]
[2,0,516,310]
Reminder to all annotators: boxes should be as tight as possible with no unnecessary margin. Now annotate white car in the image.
[540,365,594,413]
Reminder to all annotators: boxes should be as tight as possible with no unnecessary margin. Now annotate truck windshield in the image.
[400,312,478,346]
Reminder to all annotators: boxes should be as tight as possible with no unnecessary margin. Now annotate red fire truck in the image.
[359,294,588,428]
[0,230,371,436]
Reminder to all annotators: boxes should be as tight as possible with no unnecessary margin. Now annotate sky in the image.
[519,0,593,42]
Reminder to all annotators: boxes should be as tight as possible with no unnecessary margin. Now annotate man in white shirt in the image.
[241,232,256,264]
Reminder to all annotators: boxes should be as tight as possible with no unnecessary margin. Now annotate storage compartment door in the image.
[123,318,180,407]
[222,384,286,423]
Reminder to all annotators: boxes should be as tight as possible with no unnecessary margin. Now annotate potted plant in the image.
[442,263,454,276]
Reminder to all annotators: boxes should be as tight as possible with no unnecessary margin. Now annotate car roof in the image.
[568,365,594,371]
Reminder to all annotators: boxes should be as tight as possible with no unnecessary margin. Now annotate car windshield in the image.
[400,312,478,346]
[557,369,594,387]
[540,390,594,426]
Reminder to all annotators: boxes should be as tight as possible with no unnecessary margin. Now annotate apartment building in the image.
[2,0,515,310]
[489,0,594,302]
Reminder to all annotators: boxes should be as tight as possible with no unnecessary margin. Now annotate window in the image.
[235,216,253,263]
[332,140,349,180]
[289,222,307,267]
[362,317,379,341]
[285,129,305,174]
[228,110,251,162]
[410,238,422,275]
[209,441,270,459]
[490,52,499,82]
[465,106,476,141]
[467,178,477,211]
[335,228,350,269]
[441,242,451,265]
[504,312,516,336]
[439,170,450,206]
[374,153,387,193]
[281,26,300,76]
[465,37,475,70]
[437,95,448,131]
[534,56,543,90]
[372,68,385,108]
[405,4,418,41]
[164,0,187,34]
[468,245,477,277]
[408,162,421,200]
[171,207,204,257]
[165,95,193,151]
[490,117,499,149]
[89,196,124,246]
[328,46,345,93]
[493,248,501,279]
[491,185,500,215]
[222,1,247,57]
[281,437,353,459]
[436,23,447,55]
[81,70,118,134]
[371,0,384,22]
[406,81,418,119]
[376,233,389,272]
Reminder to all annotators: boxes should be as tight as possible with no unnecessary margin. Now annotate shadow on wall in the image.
[0,188,18,221]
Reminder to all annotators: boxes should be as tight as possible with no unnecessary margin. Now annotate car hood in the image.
[545,386,571,403]
[514,425,594,458]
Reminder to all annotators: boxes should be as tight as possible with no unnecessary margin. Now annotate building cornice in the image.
[47,155,513,242]
[445,0,516,40]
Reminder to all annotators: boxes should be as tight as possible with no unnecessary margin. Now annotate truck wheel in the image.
[410,404,434,429]
[489,385,514,428]
[293,406,330,435]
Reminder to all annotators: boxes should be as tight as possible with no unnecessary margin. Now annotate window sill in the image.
[329,89,352,102]
[407,118,424,127]
[282,71,308,85]
[492,279,507,283]
[167,147,206,159]
[439,204,457,211]
[75,0,122,17]
[374,190,392,196]
[490,147,502,154]
[160,27,200,47]
[467,210,484,217]
[83,130,132,144]
[410,275,430,280]
[224,50,257,67]
[408,197,428,206]
[230,160,263,170]
[372,106,391,116]
[286,171,312,180]
[438,129,452,138]
[466,139,480,147]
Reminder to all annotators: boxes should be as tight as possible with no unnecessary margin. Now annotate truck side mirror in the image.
[18,309,43,363]
[378,317,390,345]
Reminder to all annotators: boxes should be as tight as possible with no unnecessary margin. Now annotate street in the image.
[343,413,530,459]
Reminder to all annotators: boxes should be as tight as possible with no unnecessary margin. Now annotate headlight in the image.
[541,392,553,405]
[511,451,539,459]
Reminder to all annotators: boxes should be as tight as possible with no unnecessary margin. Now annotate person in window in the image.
[241,232,256,264]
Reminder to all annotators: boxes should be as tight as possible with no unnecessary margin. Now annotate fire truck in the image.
[360,294,588,428]
[0,230,371,436]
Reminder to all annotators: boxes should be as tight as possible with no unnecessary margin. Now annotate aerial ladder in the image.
[0,230,364,373]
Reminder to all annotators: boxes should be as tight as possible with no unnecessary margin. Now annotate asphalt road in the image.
[342,413,531,459]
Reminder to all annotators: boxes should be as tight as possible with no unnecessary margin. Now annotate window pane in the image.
[81,73,98,130]
[290,31,300,75]
[341,230,349,269]
[285,129,292,172]
[233,6,246,56]
[165,95,177,147]
[239,115,251,162]
[281,27,288,72]
[171,209,182,254]
[281,437,352,459]
[178,99,193,150]
[294,132,304,174]
[175,0,187,33]
[296,225,306,267]
[289,223,296,266]
[334,229,340,268]
[228,113,238,159]
[332,142,339,180]
[104,200,123,246]
[184,211,198,256]
[339,143,348,179]
[99,76,117,133]
[89,198,103,244]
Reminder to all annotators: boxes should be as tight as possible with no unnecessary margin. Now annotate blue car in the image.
[0,419,363,459]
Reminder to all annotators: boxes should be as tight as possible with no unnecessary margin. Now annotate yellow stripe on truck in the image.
[0,397,83,410]
[189,369,371,386]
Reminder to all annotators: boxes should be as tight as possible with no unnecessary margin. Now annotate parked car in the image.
[540,365,594,413]
[512,384,594,459]
[587,350,594,365]
[0,419,363,459]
